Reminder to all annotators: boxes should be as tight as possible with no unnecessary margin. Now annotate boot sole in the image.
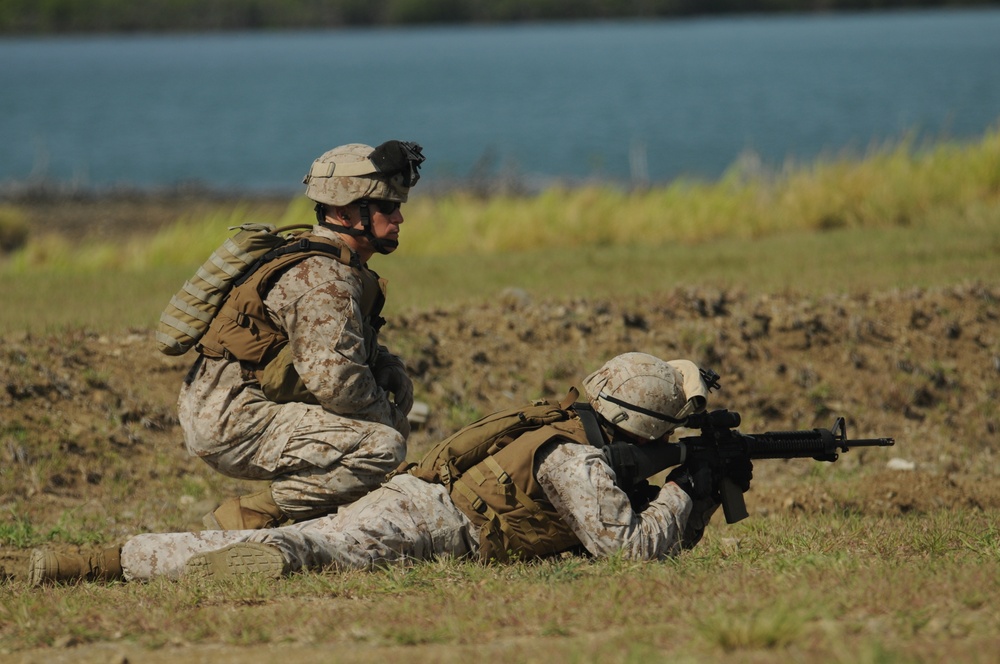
[184,542,289,580]
[28,549,57,586]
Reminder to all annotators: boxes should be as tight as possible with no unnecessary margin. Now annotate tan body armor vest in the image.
[197,233,386,401]
[445,418,592,562]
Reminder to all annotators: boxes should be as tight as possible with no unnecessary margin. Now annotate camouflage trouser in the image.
[180,371,406,520]
[121,474,478,581]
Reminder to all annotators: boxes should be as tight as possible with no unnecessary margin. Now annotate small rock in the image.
[498,288,531,309]
[407,400,430,426]
[887,458,916,471]
[53,634,79,648]
[718,537,741,555]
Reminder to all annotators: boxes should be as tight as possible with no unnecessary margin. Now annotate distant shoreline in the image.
[4,2,997,36]
[0,180,296,204]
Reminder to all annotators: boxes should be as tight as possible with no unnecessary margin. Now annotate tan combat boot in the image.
[203,488,288,530]
[185,542,289,580]
[28,546,123,586]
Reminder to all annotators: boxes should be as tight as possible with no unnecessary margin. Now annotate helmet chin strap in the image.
[317,202,396,255]
[357,201,397,255]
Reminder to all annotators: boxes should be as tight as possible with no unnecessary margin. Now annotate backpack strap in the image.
[575,399,646,491]
[234,235,358,288]
[241,233,386,329]
[573,400,607,449]
[196,232,369,366]
[558,386,580,410]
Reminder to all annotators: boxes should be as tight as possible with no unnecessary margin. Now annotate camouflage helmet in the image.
[583,353,708,440]
[303,140,425,206]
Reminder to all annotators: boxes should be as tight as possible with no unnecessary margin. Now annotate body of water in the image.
[2,7,999,192]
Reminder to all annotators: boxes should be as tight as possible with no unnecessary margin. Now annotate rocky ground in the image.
[1,196,998,580]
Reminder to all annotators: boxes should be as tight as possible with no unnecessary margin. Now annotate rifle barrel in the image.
[845,437,895,448]
[742,431,893,460]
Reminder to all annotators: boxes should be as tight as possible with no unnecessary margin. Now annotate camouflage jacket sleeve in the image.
[535,442,694,560]
[264,255,396,427]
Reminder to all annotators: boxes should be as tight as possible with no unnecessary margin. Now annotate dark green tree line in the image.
[0,0,994,33]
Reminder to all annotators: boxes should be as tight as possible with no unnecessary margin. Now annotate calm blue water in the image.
[2,8,999,192]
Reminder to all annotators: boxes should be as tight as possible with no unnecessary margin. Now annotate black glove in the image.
[373,354,414,416]
[666,460,720,549]
[723,457,753,494]
[624,479,660,512]
[666,457,754,501]
[664,460,717,503]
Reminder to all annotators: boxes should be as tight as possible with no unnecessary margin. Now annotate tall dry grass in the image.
[2,128,998,333]
[3,125,998,272]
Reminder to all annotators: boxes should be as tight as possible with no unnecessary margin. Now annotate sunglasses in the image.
[366,199,401,215]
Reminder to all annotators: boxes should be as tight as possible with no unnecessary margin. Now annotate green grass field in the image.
[2,220,998,335]
[6,511,999,662]
[1,128,998,663]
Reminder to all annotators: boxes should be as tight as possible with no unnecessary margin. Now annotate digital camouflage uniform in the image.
[28,353,727,586]
[178,223,409,521]
[118,439,699,580]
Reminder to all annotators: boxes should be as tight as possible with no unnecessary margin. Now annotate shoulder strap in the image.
[574,399,645,490]
[573,400,607,448]
[235,235,358,289]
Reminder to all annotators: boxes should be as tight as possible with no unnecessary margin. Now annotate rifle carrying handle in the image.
[720,477,749,523]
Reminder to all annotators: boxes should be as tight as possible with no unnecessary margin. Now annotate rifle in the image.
[602,409,895,523]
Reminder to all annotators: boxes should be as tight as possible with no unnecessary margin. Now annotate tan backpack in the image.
[155,223,312,356]
[407,390,580,486]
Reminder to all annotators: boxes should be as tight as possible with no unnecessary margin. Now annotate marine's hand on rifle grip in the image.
[666,460,724,548]
[664,460,716,503]
[723,457,753,493]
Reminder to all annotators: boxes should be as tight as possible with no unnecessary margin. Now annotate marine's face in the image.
[366,199,404,252]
